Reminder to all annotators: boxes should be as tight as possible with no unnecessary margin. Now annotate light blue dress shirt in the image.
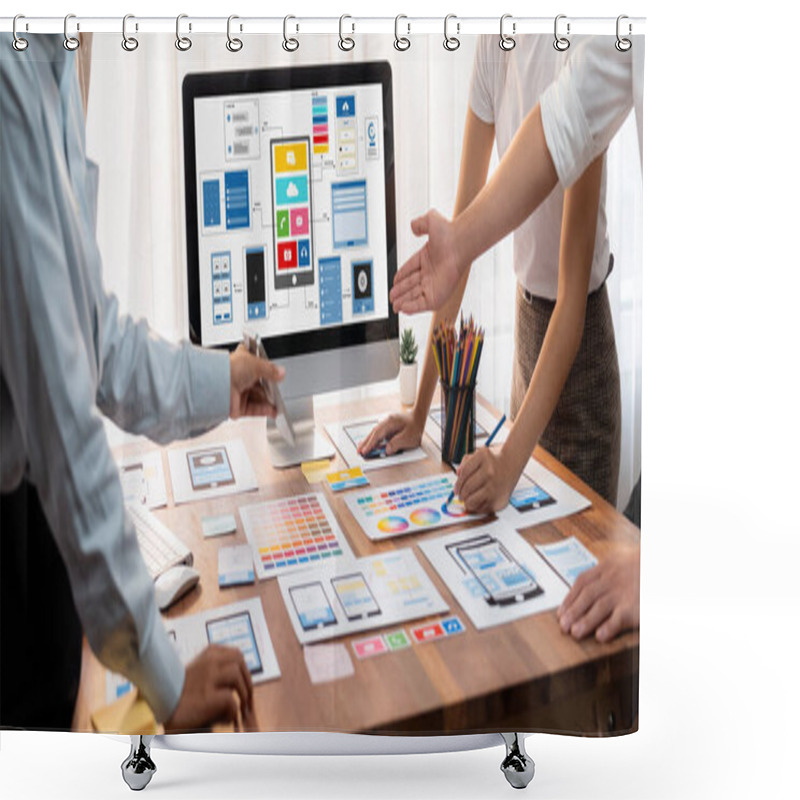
[1,35,231,722]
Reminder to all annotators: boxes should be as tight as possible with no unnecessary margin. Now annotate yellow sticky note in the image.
[301,458,332,484]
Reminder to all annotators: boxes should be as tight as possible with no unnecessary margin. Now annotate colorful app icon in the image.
[297,239,311,267]
[276,209,290,238]
[277,241,298,270]
[291,207,310,236]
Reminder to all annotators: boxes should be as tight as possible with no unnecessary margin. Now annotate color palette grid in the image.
[345,474,480,542]
[240,493,354,581]
[311,95,329,154]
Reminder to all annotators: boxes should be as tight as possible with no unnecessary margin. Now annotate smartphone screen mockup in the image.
[290,581,338,631]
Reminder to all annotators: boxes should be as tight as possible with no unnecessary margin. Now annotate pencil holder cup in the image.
[440,381,476,467]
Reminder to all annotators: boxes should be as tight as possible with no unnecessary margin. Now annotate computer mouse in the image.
[154,565,200,611]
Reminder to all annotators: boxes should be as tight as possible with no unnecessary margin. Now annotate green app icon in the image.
[276,209,289,238]
[385,629,411,651]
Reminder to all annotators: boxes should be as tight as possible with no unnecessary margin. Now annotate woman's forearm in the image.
[454,105,559,271]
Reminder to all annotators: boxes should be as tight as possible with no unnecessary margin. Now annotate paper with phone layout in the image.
[218,544,256,587]
[497,457,591,530]
[418,521,567,630]
[278,547,449,645]
[163,597,280,684]
[324,415,428,472]
[424,403,509,451]
[167,439,258,506]
[117,451,168,510]
[536,537,598,587]
[344,472,483,542]
[239,492,355,581]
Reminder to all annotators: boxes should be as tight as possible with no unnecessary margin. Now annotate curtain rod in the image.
[0,15,646,37]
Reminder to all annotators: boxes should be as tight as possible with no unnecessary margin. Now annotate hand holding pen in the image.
[447,414,507,513]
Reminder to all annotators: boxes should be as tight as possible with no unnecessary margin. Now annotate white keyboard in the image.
[127,502,193,581]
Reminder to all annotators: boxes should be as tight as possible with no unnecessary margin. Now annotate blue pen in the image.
[446,414,507,505]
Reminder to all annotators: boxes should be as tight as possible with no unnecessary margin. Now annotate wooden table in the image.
[73,392,639,736]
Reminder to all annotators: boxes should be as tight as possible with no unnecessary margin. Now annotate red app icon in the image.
[277,241,298,270]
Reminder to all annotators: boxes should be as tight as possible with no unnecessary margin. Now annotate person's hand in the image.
[389,210,464,314]
[164,645,254,733]
[453,447,516,514]
[229,344,285,419]
[556,546,640,643]
[357,412,424,457]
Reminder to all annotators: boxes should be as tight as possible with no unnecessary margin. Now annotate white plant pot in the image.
[399,362,418,406]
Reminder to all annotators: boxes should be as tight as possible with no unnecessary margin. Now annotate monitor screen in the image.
[183,63,396,358]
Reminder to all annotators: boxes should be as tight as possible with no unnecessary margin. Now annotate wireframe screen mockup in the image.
[184,64,394,354]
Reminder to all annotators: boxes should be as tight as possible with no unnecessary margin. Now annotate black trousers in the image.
[0,480,83,730]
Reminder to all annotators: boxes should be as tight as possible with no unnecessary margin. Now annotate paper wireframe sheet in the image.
[497,457,591,531]
[278,547,449,645]
[116,450,168,510]
[167,438,258,505]
[325,414,428,471]
[163,597,280,684]
[418,521,568,630]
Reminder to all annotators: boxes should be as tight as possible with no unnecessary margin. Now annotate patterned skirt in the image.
[511,282,621,505]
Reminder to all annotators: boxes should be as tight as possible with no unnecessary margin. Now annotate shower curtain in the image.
[0,18,643,742]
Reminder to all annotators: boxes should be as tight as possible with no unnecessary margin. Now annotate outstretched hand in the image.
[389,210,464,314]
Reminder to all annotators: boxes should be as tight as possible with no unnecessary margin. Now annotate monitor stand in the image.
[266,396,335,469]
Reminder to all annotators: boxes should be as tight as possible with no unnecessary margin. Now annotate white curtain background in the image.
[86,33,641,510]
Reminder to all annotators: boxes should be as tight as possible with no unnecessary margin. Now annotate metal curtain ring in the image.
[394,14,410,51]
[64,14,80,51]
[175,14,192,51]
[338,14,355,51]
[616,14,632,51]
[443,14,460,51]
[553,14,570,51]
[499,14,515,51]
[12,14,29,51]
[282,15,299,52]
[121,14,138,51]
[226,15,243,52]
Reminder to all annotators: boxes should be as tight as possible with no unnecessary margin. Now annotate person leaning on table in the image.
[0,34,283,731]
[388,35,643,645]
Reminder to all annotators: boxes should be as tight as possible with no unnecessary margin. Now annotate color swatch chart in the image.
[239,493,354,581]
[344,474,481,542]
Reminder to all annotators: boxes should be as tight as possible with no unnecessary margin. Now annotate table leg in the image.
[500,733,535,789]
[121,735,157,791]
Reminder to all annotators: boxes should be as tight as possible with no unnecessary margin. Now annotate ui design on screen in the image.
[193,85,388,347]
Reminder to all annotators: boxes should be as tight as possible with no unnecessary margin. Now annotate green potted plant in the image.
[399,327,419,406]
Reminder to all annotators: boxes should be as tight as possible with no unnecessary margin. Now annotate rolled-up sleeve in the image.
[541,37,634,187]
[1,48,184,722]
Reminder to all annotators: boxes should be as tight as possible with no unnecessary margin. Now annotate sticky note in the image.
[441,616,465,637]
[327,466,369,492]
[202,513,237,538]
[410,622,446,644]
[384,628,411,651]
[304,643,354,684]
[301,459,332,484]
[218,544,256,587]
[352,634,388,659]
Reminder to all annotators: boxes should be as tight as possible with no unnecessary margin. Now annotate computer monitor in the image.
[183,62,398,466]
